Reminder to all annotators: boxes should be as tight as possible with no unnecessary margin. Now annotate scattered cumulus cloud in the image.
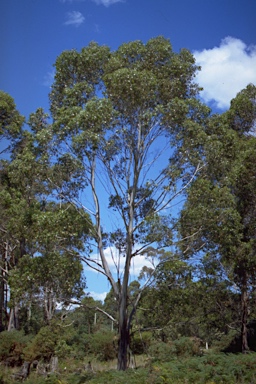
[84,246,157,301]
[88,291,108,302]
[194,37,256,110]
[92,0,124,7]
[64,11,85,27]
[85,246,156,279]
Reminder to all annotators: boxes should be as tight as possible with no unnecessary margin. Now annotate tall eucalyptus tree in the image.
[49,37,207,369]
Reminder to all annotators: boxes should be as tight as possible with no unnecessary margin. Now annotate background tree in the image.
[0,104,92,331]
[139,253,239,347]
[179,84,256,353]
[0,92,24,331]
[0,91,24,156]
[49,37,207,370]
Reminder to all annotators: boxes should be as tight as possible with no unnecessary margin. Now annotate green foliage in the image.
[9,251,86,308]
[25,374,62,384]
[0,330,31,366]
[211,329,239,352]
[148,341,175,362]
[55,372,94,384]
[84,352,256,383]
[87,331,117,361]
[172,337,201,357]
[0,370,15,384]
[148,337,201,363]
[139,255,237,346]
[130,331,152,355]
[178,84,256,353]
[1,344,256,383]
[0,97,93,332]
[227,83,256,135]
[0,91,24,141]
[24,324,61,361]
[54,339,73,359]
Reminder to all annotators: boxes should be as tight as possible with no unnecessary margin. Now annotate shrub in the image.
[54,339,73,359]
[62,330,90,360]
[0,330,31,366]
[148,340,175,362]
[172,336,201,357]
[87,331,117,361]
[130,331,152,354]
[24,325,61,361]
[147,337,202,362]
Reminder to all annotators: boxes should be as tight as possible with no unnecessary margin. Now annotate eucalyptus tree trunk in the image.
[44,286,56,323]
[0,249,5,331]
[0,276,4,331]
[117,221,134,370]
[1,240,10,331]
[241,274,249,353]
[7,306,20,331]
[118,299,129,370]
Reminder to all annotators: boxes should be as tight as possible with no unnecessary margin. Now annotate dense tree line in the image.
[0,37,256,371]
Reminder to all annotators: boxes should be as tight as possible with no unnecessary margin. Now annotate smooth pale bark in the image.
[44,286,56,324]
[7,306,19,331]
[0,269,4,331]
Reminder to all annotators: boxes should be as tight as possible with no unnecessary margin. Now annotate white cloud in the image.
[194,37,256,110]
[64,11,85,27]
[92,0,124,7]
[84,247,159,303]
[85,246,156,278]
[88,291,108,302]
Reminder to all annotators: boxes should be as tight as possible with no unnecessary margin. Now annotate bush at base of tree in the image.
[130,331,152,355]
[87,331,117,361]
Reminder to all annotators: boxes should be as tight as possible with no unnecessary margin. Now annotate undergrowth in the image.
[1,352,256,383]
[82,353,256,384]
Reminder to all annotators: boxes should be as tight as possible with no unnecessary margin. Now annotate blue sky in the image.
[1,0,256,301]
